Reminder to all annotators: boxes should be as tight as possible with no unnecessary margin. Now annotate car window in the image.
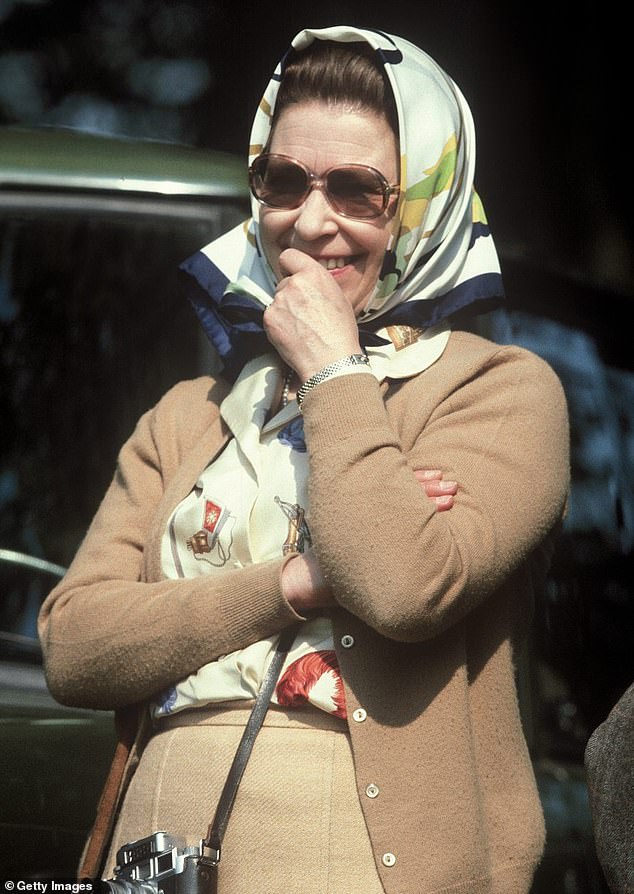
[1,195,246,636]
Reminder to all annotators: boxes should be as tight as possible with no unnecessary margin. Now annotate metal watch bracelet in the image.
[296,354,370,409]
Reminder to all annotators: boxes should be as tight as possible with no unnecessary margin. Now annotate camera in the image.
[103,832,215,894]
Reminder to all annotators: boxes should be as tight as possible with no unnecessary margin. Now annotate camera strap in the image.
[198,622,300,871]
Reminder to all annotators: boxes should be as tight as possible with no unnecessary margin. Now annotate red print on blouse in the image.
[276,650,347,719]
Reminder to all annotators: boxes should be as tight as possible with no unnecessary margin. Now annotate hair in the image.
[272,40,399,137]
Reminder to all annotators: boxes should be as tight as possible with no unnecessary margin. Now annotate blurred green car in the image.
[0,127,247,878]
[0,550,116,877]
[0,127,613,891]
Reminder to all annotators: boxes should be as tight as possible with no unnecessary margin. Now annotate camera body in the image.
[104,832,214,894]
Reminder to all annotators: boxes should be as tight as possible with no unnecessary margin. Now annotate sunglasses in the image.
[249,153,399,220]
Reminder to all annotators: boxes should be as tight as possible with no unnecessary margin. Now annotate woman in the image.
[38,25,569,894]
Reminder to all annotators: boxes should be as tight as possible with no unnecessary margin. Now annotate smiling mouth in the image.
[318,256,356,271]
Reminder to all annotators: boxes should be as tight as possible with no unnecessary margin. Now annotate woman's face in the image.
[258,101,399,317]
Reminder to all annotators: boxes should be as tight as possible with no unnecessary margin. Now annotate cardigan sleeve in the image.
[38,379,302,711]
[301,339,570,642]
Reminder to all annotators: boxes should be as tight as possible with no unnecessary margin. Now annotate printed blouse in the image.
[154,324,449,720]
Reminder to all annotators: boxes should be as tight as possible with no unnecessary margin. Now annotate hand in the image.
[263,248,363,381]
[415,469,458,511]
[281,548,336,614]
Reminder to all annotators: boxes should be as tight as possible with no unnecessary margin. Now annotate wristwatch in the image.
[296,354,370,409]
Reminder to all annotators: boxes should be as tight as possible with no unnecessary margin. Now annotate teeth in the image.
[323,257,348,270]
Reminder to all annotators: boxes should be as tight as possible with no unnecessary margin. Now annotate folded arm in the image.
[299,343,569,641]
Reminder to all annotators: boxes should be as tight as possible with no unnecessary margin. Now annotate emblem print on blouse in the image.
[186,497,233,565]
[274,496,311,555]
[386,324,425,351]
[276,650,346,718]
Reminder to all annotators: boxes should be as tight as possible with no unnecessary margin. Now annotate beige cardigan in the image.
[39,330,569,893]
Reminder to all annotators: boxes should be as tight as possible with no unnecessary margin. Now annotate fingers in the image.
[414,470,458,494]
[431,494,455,511]
[274,248,346,305]
[278,247,317,277]
[263,249,362,381]
[414,469,458,512]
[414,469,443,483]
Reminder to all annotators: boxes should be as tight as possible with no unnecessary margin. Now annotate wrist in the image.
[292,338,363,383]
[280,553,310,615]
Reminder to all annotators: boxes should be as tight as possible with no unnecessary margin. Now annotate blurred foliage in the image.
[0,0,219,144]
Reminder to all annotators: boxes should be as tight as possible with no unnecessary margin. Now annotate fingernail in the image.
[440,480,457,491]
[434,495,453,505]
[420,469,442,479]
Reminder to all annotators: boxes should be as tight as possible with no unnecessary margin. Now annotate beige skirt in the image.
[105,704,386,894]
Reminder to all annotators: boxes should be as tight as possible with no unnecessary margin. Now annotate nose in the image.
[292,186,339,241]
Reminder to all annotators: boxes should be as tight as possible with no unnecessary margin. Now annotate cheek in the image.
[364,227,391,272]
[259,213,284,275]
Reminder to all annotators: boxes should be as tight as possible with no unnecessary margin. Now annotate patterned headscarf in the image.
[181,25,504,381]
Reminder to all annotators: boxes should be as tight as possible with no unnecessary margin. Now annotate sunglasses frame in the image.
[249,153,400,220]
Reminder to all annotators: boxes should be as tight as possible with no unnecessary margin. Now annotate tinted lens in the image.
[326,167,387,218]
[251,156,308,208]
[250,155,391,219]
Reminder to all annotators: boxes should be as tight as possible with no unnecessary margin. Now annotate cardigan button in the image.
[382,852,397,867]
[340,634,355,648]
[352,708,367,723]
[365,783,380,799]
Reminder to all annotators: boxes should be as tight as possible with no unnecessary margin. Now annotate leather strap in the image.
[199,623,299,868]
[79,703,147,879]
